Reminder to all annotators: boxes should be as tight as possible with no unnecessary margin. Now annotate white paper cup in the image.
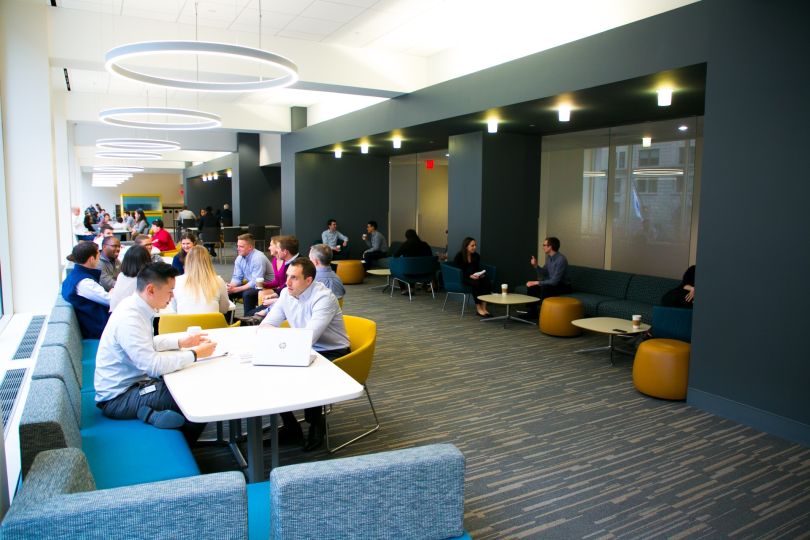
[501,283,508,295]
[187,325,202,336]
[255,278,264,290]
[632,315,642,329]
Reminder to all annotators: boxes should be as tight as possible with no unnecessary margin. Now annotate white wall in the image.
[80,172,184,216]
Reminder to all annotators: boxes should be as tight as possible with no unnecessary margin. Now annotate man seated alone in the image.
[525,236,572,319]
[260,258,350,451]
[322,219,349,260]
[98,236,122,292]
[361,220,388,269]
[227,233,273,313]
[150,218,175,252]
[309,243,345,299]
[94,262,217,443]
[61,241,111,339]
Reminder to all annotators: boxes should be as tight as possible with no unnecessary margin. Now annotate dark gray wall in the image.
[447,132,541,285]
[260,165,282,226]
[184,153,236,216]
[236,133,271,226]
[294,152,389,257]
[279,0,810,445]
[686,0,810,441]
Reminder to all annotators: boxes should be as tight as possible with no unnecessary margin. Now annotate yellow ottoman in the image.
[334,260,365,284]
[539,297,584,336]
[633,339,691,400]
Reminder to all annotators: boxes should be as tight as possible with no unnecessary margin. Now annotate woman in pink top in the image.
[265,235,286,291]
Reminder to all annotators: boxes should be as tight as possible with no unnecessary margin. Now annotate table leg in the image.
[481,304,537,327]
[368,275,390,293]
[245,416,265,483]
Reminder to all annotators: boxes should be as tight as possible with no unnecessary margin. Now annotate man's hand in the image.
[530,255,538,267]
[226,282,237,293]
[526,280,540,287]
[262,292,278,306]
[470,274,479,280]
[342,241,348,247]
[227,282,246,294]
[192,340,218,359]
[179,333,210,348]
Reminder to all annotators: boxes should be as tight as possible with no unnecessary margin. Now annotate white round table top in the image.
[571,316,651,334]
[477,293,540,305]
[366,268,391,276]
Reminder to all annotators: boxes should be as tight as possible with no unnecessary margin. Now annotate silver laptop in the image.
[250,327,315,367]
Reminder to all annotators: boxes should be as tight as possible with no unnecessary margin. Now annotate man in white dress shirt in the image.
[94,262,217,443]
[260,257,349,451]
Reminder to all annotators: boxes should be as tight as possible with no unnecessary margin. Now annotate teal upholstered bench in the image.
[1,447,246,540]
[245,443,471,540]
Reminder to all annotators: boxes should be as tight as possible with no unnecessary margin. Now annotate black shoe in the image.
[262,425,304,446]
[304,419,325,452]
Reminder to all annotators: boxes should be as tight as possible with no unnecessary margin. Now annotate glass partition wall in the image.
[539,117,701,279]
[389,150,449,250]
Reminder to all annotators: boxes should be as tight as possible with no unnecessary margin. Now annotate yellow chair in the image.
[325,315,379,453]
[158,312,240,335]
[633,338,691,400]
[334,260,365,284]
[540,297,584,337]
[161,248,180,258]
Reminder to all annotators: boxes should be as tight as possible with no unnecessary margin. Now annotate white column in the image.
[0,1,61,313]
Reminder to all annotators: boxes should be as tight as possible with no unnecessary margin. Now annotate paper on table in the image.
[472,270,486,277]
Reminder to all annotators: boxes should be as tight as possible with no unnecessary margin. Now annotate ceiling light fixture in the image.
[392,137,402,149]
[93,165,144,173]
[678,125,688,132]
[96,138,181,151]
[558,105,571,122]
[226,169,233,178]
[657,87,673,106]
[105,41,299,92]
[360,143,369,154]
[633,168,684,176]
[487,119,499,133]
[334,149,342,159]
[642,136,652,148]
[99,107,221,130]
[96,150,163,160]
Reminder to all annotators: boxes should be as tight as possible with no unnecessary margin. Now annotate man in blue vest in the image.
[61,241,111,339]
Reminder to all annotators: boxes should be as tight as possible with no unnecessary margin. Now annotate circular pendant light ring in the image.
[96,138,181,151]
[99,107,221,130]
[93,165,144,173]
[105,41,299,92]
[96,150,163,160]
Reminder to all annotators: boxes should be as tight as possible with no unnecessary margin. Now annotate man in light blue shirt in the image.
[95,262,217,442]
[227,233,274,312]
[261,257,349,451]
[322,218,349,260]
[362,220,388,269]
[309,243,345,299]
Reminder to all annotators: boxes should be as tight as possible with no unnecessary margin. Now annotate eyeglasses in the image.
[542,243,550,247]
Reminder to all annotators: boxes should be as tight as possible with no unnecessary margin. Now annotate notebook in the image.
[250,327,315,367]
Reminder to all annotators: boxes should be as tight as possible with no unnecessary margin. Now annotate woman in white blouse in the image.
[109,245,151,312]
[168,245,230,314]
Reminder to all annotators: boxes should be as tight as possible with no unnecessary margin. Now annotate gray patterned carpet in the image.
[199,266,810,539]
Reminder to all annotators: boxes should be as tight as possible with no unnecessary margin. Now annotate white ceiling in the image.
[47,0,698,173]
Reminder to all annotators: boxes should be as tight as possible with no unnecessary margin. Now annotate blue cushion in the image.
[80,359,95,393]
[82,339,99,363]
[80,399,199,489]
[247,481,270,540]
[568,266,632,298]
[596,299,654,324]
[625,274,679,305]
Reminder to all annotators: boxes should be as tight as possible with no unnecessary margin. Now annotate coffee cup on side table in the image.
[632,314,642,329]
[255,278,264,290]
[501,283,508,296]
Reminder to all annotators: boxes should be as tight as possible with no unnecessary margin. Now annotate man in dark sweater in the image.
[525,236,572,318]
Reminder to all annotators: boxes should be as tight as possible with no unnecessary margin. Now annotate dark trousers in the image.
[98,380,205,444]
[230,288,259,313]
[332,247,348,260]
[280,346,352,430]
[362,250,386,269]
[526,283,572,316]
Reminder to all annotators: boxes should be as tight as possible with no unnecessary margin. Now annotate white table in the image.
[163,326,363,483]
[477,293,541,327]
[571,317,651,365]
[366,268,391,292]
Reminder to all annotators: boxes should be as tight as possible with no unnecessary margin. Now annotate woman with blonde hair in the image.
[168,245,231,314]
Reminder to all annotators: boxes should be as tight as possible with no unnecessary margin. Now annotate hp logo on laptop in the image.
[278,342,287,350]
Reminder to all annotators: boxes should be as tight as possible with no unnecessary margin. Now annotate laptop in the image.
[250,327,315,367]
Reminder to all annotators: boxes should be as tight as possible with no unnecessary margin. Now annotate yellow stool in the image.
[633,338,691,400]
[539,297,584,336]
[334,260,365,284]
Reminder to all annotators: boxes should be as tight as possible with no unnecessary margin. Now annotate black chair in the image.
[247,224,266,251]
[176,218,197,242]
[222,226,242,263]
[200,226,222,264]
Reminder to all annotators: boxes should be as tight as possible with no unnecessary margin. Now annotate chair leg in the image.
[406,282,412,301]
[442,293,449,311]
[327,385,380,454]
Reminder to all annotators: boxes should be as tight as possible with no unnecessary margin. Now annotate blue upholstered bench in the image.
[1,447,246,540]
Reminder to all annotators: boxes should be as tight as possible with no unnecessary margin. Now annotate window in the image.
[540,118,700,279]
